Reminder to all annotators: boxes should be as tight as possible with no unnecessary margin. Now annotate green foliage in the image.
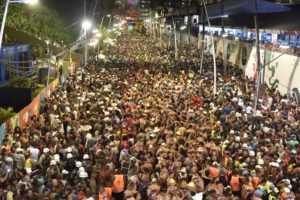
[0,2,73,46]
[0,107,16,125]
[100,27,111,40]
[6,77,32,88]
[41,77,56,86]
[32,85,45,98]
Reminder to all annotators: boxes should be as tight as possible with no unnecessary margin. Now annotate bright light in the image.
[45,40,50,45]
[96,33,102,38]
[24,0,38,4]
[180,26,186,31]
[92,29,99,34]
[82,20,92,30]
[222,14,229,18]
[107,14,111,18]
[222,33,228,38]
[88,42,97,47]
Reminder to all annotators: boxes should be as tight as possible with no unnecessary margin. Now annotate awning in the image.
[205,0,291,18]
[167,0,291,18]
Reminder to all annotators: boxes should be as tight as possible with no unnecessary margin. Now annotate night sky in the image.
[41,0,116,25]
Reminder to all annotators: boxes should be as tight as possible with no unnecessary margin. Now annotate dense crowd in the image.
[0,32,299,200]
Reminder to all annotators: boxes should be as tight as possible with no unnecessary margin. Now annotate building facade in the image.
[138,0,151,19]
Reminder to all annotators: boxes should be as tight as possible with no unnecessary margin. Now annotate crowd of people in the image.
[0,32,299,200]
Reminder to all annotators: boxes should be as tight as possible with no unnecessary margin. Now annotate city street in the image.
[0,0,300,199]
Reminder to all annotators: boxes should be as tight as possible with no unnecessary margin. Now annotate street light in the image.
[180,25,186,31]
[0,0,38,50]
[82,19,92,66]
[82,20,92,30]
[107,14,112,28]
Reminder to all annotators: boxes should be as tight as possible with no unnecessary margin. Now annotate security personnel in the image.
[112,171,126,200]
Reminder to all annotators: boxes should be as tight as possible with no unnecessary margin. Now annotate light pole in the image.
[201,0,217,97]
[82,20,92,66]
[180,25,186,43]
[0,0,38,50]
[107,14,112,28]
[45,39,51,86]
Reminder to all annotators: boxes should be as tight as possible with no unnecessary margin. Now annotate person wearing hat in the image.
[46,160,61,179]
[38,148,53,170]
[253,189,265,200]
[250,170,261,190]
[147,178,161,199]
[82,154,93,179]
[14,148,25,172]
[209,162,220,179]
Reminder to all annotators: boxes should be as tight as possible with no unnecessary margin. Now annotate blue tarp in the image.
[206,0,291,19]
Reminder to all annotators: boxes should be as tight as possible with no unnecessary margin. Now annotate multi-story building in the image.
[181,0,191,7]
[138,0,151,19]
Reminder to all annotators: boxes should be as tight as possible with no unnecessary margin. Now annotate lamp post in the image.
[107,14,112,28]
[0,0,38,50]
[94,32,102,61]
[201,0,217,97]
[82,20,92,66]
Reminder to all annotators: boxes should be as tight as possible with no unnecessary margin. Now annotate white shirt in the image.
[27,146,40,162]
[191,193,203,200]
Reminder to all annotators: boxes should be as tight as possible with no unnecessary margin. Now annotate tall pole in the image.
[84,0,88,66]
[221,0,227,76]
[171,14,178,60]
[200,6,205,74]
[0,0,10,50]
[100,16,104,30]
[202,0,217,96]
[252,0,261,130]
[108,16,112,28]
[187,0,191,46]
[46,51,52,86]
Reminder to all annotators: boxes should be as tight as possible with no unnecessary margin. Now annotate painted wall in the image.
[176,33,300,103]
[245,47,300,103]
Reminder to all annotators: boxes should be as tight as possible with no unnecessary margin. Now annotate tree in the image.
[0,2,73,46]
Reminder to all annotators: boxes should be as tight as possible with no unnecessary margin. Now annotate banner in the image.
[245,47,265,80]
[245,47,300,103]
[0,124,6,143]
[18,95,41,129]
[264,50,300,99]
[0,72,65,144]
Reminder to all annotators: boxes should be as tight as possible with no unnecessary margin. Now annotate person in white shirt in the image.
[27,144,40,162]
